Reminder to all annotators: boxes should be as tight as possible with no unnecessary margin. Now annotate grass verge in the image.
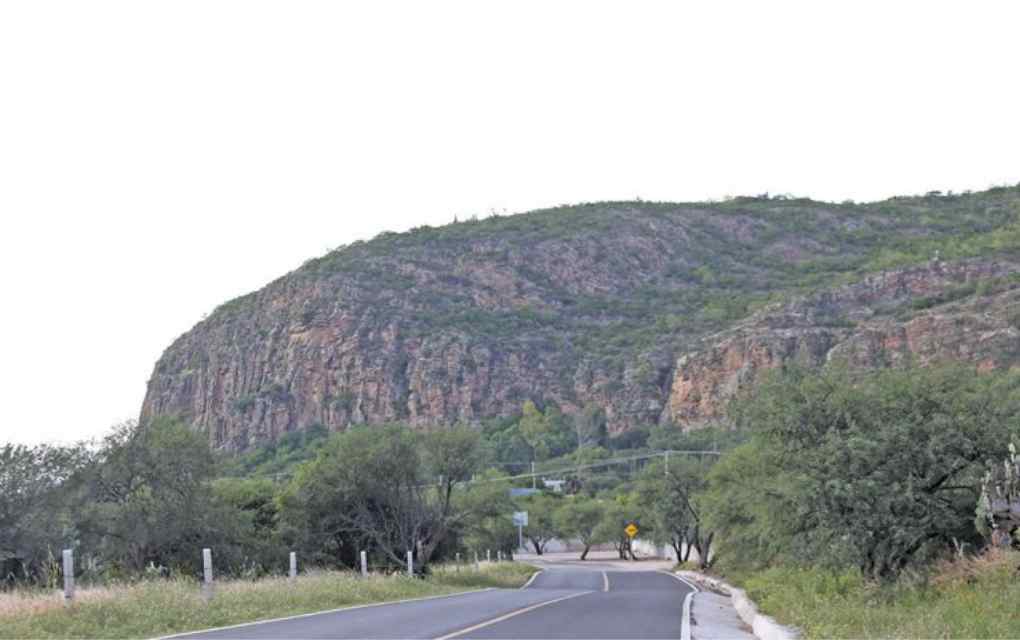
[725,550,1020,639]
[0,562,537,640]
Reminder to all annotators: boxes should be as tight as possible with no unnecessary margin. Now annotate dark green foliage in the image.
[704,365,1020,578]
[78,418,249,577]
[553,497,606,560]
[279,424,483,573]
[517,493,564,555]
[636,457,714,567]
[224,423,330,478]
[0,443,88,584]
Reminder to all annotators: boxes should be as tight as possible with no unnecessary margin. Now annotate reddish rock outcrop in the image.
[664,260,1020,426]
[140,192,1020,451]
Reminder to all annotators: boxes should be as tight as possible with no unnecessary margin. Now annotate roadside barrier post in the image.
[486,549,491,563]
[455,552,460,572]
[497,550,502,562]
[474,551,480,571]
[360,550,368,577]
[407,550,414,577]
[62,549,74,605]
[289,551,297,580]
[202,548,213,601]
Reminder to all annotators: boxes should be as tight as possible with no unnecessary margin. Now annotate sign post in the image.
[202,548,213,601]
[513,511,529,552]
[62,549,74,605]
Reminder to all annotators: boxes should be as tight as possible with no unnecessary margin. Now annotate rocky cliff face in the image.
[141,189,1020,451]
[664,259,1020,425]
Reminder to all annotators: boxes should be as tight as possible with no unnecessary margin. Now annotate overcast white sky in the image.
[1,1,1018,446]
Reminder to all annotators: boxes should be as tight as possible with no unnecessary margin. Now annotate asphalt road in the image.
[169,565,692,640]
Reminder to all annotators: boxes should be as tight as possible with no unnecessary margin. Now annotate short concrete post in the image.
[289,551,297,580]
[202,548,213,601]
[62,549,74,605]
[455,552,461,572]
[497,550,502,562]
[407,550,414,577]
[474,551,480,571]
[360,550,368,577]
[486,549,491,563]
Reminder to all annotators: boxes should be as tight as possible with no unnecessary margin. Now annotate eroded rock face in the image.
[664,260,1020,426]
[140,193,1020,451]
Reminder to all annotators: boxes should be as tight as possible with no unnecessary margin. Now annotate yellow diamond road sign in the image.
[625,523,639,538]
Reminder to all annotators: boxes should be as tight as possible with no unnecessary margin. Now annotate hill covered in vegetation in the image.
[142,186,1020,451]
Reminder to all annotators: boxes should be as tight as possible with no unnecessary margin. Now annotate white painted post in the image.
[289,551,297,580]
[360,550,368,577]
[455,552,460,572]
[62,549,74,605]
[474,551,480,571]
[486,549,491,563]
[202,548,213,601]
[497,550,502,563]
[406,550,413,577]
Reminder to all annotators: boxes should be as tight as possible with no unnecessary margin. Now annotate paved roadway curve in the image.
[169,563,692,639]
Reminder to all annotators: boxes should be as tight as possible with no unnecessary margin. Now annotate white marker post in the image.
[407,550,414,577]
[202,548,213,601]
[289,552,297,580]
[455,552,461,572]
[474,551,480,571]
[62,549,74,605]
[360,550,368,577]
[486,549,491,563]
[497,550,502,563]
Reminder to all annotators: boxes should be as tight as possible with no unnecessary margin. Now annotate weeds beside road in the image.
[726,550,1020,639]
[0,562,537,640]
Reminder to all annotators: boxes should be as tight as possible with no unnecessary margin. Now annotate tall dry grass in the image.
[0,562,537,639]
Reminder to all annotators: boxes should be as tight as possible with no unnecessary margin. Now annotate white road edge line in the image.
[154,587,496,640]
[521,569,543,590]
[661,570,700,640]
[602,570,609,592]
[434,590,595,640]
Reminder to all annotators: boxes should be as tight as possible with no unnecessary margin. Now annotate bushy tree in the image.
[280,424,481,574]
[455,471,519,558]
[518,401,574,461]
[553,497,606,560]
[211,476,285,574]
[0,443,88,584]
[594,494,644,560]
[519,493,563,554]
[79,418,240,575]
[708,364,1020,578]
[636,457,714,568]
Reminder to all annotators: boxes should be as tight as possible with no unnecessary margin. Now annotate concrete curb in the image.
[676,571,800,640]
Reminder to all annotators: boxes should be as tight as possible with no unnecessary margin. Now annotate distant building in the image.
[543,479,566,492]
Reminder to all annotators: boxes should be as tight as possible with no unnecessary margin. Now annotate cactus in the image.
[978,442,1020,548]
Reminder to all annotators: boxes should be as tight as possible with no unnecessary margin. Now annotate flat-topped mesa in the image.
[140,188,1020,451]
